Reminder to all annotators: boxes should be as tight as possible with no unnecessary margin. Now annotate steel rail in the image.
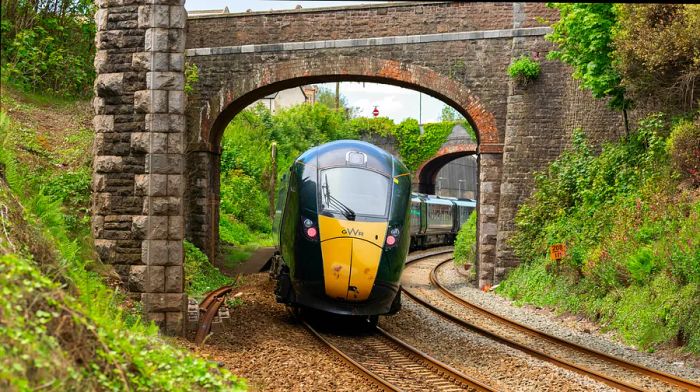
[302,318,495,392]
[301,320,400,392]
[402,253,642,391]
[376,326,495,392]
[199,284,235,311]
[430,258,700,392]
[195,283,236,345]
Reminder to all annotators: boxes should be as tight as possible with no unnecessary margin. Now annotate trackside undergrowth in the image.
[0,88,246,391]
[497,115,700,354]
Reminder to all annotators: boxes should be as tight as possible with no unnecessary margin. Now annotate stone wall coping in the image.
[187,1,451,19]
[186,27,552,56]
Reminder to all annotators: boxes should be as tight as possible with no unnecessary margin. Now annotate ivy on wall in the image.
[392,119,456,170]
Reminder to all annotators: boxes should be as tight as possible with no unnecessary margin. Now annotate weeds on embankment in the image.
[498,114,700,354]
[0,91,247,391]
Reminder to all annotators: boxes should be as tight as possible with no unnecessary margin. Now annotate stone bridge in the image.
[92,1,624,334]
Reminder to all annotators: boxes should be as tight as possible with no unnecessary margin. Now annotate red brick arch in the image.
[195,56,499,151]
[415,143,479,194]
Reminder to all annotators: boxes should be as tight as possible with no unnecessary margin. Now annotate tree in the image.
[439,105,461,122]
[615,4,700,114]
[546,3,631,134]
[316,86,359,119]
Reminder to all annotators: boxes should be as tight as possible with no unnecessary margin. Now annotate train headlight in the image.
[306,227,318,238]
[303,218,314,228]
[390,228,400,237]
[386,235,396,246]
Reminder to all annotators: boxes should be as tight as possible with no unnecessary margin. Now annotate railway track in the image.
[194,283,237,345]
[401,252,700,391]
[302,318,494,392]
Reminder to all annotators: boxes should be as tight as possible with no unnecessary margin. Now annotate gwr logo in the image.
[341,228,364,236]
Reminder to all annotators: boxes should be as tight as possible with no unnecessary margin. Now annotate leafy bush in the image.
[184,240,234,299]
[500,114,700,353]
[546,3,628,110]
[220,171,271,233]
[626,247,655,284]
[666,120,700,186]
[183,62,199,96]
[507,55,541,85]
[393,119,454,170]
[219,216,252,246]
[615,4,700,113]
[1,0,96,97]
[454,212,477,266]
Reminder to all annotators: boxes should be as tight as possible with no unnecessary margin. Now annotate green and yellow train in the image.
[270,140,412,326]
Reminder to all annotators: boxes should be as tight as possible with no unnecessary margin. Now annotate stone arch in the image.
[185,55,501,261]
[185,56,502,257]
[415,144,478,195]
[192,56,499,152]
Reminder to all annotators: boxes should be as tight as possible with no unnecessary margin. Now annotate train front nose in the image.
[318,216,387,301]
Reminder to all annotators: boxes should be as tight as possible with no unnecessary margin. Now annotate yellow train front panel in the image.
[318,215,388,301]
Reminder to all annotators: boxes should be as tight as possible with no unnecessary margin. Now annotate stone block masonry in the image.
[93,2,624,334]
[93,0,187,335]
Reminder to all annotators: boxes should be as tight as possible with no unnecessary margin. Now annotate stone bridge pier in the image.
[92,1,625,334]
[92,0,188,334]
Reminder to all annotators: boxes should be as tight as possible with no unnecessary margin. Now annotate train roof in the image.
[453,199,476,207]
[424,195,454,206]
[295,140,408,176]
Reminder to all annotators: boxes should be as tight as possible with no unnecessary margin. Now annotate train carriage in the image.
[271,140,412,324]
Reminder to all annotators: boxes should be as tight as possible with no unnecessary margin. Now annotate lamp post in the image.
[458,179,464,198]
[437,177,445,196]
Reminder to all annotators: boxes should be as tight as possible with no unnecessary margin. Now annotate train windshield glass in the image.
[320,168,390,217]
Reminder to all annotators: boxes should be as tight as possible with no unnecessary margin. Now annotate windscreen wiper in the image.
[324,175,356,221]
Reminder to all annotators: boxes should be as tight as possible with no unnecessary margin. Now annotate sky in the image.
[185,0,456,123]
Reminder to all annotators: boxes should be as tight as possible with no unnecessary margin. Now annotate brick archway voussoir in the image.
[197,56,499,150]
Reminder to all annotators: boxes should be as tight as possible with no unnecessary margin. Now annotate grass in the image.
[497,123,700,354]
[184,241,236,299]
[0,88,247,390]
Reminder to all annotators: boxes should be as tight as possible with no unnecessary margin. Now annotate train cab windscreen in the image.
[320,167,390,218]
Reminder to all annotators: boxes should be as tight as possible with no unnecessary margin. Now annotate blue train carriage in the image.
[270,140,412,325]
[408,193,428,249]
[409,194,476,249]
[452,198,476,232]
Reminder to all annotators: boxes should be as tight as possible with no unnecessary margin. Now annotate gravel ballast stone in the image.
[437,261,700,383]
[180,273,379,392]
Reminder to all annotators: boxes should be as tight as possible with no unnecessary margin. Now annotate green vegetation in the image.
[615,5,700,114]
[184,62,200,96]
[546,4,626,110]
[507,55,541,85]
[1,0,95,97]
[184,241,235,299]
[546,3,699,126]
[219,99,470,249]
[498,115,700,353]
[453,212,477,268]
[666,120,700,186]
[0,89,246,390]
